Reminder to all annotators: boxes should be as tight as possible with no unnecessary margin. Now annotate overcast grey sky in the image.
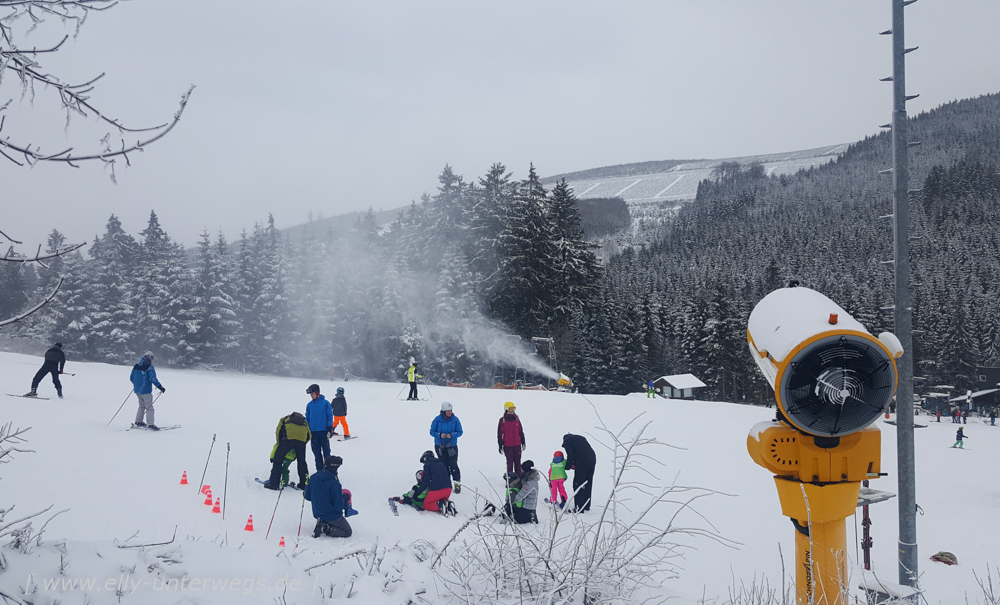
[3,0,999,248]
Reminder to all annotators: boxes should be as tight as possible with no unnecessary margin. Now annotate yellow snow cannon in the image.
[557,373,573,388]
[745,286,902,605]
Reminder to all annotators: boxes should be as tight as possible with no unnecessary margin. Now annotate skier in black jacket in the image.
[26,343,66,398]
[562,433,597,512]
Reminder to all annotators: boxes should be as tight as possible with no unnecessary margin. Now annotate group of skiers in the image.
[22,346,600,538]
[388,399,597,527]
[260,383,357,538]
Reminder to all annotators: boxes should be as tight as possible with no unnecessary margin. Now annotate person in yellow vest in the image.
[406,362,423,401]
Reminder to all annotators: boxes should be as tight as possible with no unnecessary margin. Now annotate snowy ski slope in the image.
[1,351,996,604]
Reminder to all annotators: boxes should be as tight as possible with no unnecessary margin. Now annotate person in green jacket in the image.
[263,412,311,490]
[548,451,568,508]
[270,443,297,488]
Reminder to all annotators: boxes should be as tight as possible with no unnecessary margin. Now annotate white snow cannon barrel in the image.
[747,286,903,437]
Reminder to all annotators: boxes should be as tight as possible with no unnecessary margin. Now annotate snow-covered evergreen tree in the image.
[88,215,139,364]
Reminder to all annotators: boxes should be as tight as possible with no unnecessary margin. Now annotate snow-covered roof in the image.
[657,374,706,390]
[949,388,999,401]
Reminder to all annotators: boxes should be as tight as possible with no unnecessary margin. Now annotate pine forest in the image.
[5,92,1000,402]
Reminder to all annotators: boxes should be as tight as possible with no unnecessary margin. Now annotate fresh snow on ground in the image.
[1,351,997,604]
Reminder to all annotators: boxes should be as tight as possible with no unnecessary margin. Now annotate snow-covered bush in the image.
[432,416,732,604]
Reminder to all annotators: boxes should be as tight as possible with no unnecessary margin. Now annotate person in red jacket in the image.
[498,401,526,475]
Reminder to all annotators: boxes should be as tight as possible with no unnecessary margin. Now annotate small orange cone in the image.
[180,471,189,485]
[212,498,221,513]
[201,484,211,495]
[885,412,891,419]
[244,515,254,531]
[279,536,286,547]
[203,489,213,505]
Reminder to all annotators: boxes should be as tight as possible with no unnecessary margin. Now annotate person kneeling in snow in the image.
[502,461,540,524]
[304,456,353,538]
[418,450,456,515]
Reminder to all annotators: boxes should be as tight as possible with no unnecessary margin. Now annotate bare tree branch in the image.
[0,0,193,171]
[1,241,84,262]
[0,275,62,328]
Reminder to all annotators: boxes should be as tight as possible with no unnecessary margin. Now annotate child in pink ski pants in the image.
[549,451,568,506]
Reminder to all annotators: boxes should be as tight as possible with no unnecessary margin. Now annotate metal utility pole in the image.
[886,0,919,591]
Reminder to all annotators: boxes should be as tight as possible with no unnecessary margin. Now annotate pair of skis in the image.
[127,424,181,431]
[387,497,457,517]
[255,478,304,490]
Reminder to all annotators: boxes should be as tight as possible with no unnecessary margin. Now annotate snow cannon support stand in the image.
[745,287,903,605]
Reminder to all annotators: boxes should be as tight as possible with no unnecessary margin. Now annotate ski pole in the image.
[423,382,433,399]
[223,442,230,519]
[295,496,306,548]
[197,434,217,495]
[107,389,135,426]
[396,385,407,399]
[265,486,284,539]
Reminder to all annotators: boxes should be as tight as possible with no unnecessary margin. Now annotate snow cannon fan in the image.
[747,286,901,437]
[745,286,903,605]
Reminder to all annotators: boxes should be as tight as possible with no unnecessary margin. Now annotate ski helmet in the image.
[521,460,534,473]
[54,342,63,348]
[144,351,154,361]
[415,470,424,483]
[504,401,515,409]
[420,450,435,464]
[325,455,343,471]
[441,402,454,412]
[337,387,345,395]
[306,383,321,394]
[553,450,563,459]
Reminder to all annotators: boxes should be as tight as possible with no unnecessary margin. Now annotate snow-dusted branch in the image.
[0,0,193,174]
[1,242,85,263]
[0,424,34,464]
[433,410,735,604]
[0,276,62,328]
[115,525,177,549]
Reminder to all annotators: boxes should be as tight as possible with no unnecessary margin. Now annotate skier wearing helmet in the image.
[330,386,351,439]
[497,401,526,476]
[430,402,463,493]
[416,450,456,514]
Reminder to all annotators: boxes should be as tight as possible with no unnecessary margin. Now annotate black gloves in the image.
[498,444,503,454]
[158,386,166,393]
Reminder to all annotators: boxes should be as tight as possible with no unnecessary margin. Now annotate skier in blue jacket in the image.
[130,352,165,429]
[429,402,463,491]
[304,383,333,472]
[304,456,352,538]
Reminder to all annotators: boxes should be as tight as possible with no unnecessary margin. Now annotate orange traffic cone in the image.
[201,484,211,495]
[180,471,189,485]
[279,536,286,547]
[244,515,254,531]
[212,498,221,513]
[203,489,213,505]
